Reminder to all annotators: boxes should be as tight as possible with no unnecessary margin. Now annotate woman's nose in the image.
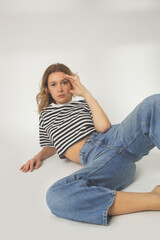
[57,84,63,92]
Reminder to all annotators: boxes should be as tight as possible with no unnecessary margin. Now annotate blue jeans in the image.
[46,94,160,225]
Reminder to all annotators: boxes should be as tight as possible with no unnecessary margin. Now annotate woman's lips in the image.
[58,94,65,98]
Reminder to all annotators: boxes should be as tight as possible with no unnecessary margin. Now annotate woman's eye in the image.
[62,81,68,85]
[51,83,56,86]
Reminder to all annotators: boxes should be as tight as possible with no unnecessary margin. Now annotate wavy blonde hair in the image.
[36,63,74,114]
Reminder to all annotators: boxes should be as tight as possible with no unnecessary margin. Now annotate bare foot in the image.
[151,185,160,194]
[150,185,160,210]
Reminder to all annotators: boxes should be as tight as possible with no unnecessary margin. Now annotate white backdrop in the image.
[0,1,160,240]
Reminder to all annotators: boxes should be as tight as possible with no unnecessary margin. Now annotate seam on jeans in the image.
[92,147,110,160]
[119,151,140,162]
[79,141,91,164]
[141,122,150,126]
[70,176,91,188]
[93,141,114,150]
[92,140,119,153]
[82,179,90,187]
[118,121,153,155]
[118,121,150,154]
[79,131,99,164]
[117,122,153,159]
[87,152,118,178]
[118,128,142,154]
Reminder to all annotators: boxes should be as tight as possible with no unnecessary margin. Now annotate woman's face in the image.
[47,72,73,104]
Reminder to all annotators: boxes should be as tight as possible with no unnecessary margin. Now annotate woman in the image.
[20,63,160,226]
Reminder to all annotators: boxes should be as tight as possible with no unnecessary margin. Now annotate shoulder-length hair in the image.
[36,63,74,114]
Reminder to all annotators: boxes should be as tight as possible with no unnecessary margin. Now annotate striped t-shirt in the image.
[39,98,96,158]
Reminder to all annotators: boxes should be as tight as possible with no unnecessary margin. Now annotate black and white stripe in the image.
[39,99,96,158]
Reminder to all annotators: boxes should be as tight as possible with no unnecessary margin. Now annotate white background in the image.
[0,0,160,239]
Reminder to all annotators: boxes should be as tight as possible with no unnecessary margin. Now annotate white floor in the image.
[1,134,160,240]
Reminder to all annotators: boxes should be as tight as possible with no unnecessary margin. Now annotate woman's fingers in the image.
[20,158,41,173]
[65,75,75,82]
[35,160,41,169]
[30,161,34,172]
[23,162,30,172]
[65,72,79,81]
[20,161,30,173]
[20,164,25,170]
[73,72,79,77]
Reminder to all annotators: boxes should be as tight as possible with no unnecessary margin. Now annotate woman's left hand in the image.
[64,73,88,97]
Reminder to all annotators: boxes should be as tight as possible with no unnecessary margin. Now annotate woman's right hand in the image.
[19,157,42,173]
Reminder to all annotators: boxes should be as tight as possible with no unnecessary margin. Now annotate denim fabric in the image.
[46,94,160,225]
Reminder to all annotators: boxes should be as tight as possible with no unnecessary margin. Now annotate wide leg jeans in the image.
[46,94,160,225]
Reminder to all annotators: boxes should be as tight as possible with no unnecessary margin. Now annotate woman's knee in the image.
[46,177,77,217]
[142,94,160,108]
[46,184,72,218]
[138,94,160,124]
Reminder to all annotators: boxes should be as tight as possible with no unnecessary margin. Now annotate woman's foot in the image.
[150,185,160,210]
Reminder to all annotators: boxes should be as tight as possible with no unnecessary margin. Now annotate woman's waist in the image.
[63,133,93,163]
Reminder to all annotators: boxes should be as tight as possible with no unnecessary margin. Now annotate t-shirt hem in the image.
[58,129,96,159]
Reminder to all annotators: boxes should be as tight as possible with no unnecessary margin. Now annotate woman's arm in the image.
[34,147,56,161]
[65,73,111,133]
[20,147,56,173]
[83,90,111,133]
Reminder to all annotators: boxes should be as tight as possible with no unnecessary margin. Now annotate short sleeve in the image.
[39,114,55,148]
[83,100,93,119]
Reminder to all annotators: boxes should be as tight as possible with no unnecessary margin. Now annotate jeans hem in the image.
[102,190,117,226]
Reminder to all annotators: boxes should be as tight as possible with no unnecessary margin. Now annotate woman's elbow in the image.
[96,122,112,133]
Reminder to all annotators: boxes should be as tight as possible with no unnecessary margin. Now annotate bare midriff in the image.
[63,133,92,164]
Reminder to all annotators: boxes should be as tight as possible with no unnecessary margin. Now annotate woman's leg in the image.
[103,94,160,160]
[94,93,160,216]
[46,94,160,225]
[46,148,160,225]
[46,148,135,226]
[108,185,160,216]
